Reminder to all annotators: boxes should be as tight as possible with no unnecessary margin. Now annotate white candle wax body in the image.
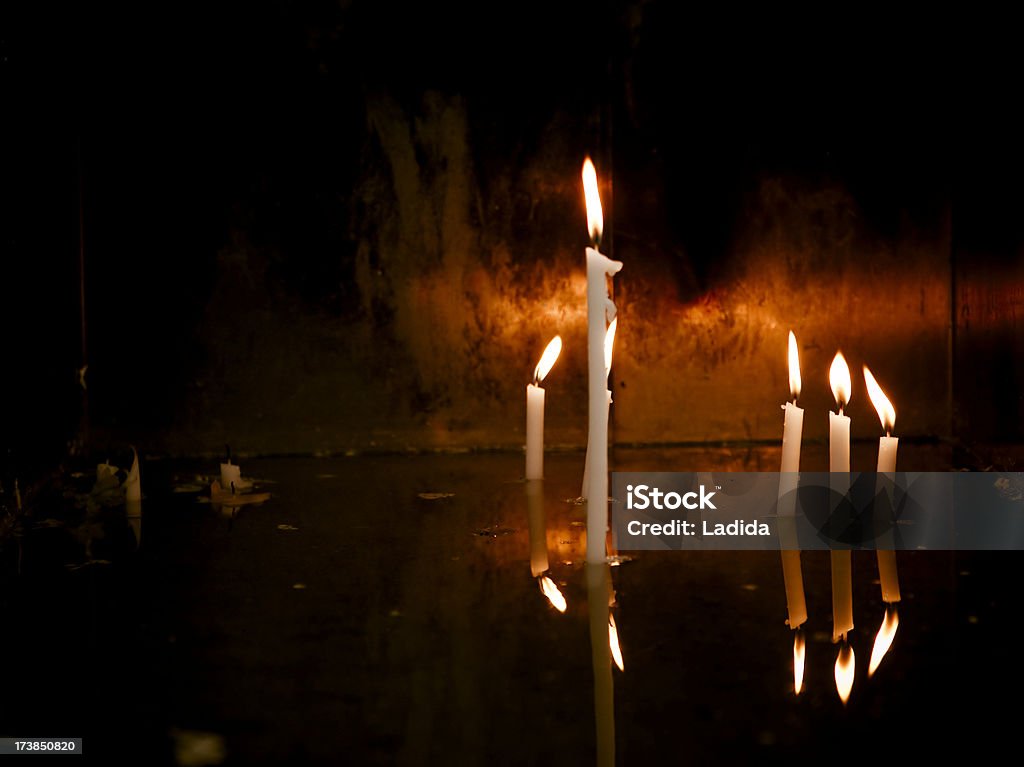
[525,384,546,480]
[585,247,622,564]
[581,390,612,498]
[877,436,898,474]
[220,462,241,491]
[876,435,901,602]
[779,402,804,515]
[829,411,851,473]
[778,401,806,628]
[781,402,804,474]
[830,408,853,642]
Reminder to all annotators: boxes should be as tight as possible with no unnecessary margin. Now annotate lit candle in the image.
[864,364,901,604]
[779,331,807,630]
[828,351,852,474]
[781,331,804,478]
[582,158,622,564]
[829,351,854,642]
[525,336,563,480]
[581,319,617,498]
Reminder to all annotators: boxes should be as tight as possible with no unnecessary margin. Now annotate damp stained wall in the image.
[8,0,1019,460]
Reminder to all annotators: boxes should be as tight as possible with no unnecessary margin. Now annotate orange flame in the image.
[582,157,603,245]
[539,576,567,613]
[604,318,617,377]
[793,631,806,695]
[533,336,563,384]
[608,614,624,671]
[834,644,855,704]
[863,365,896,435]
[829,351,852,411]
[788,331,801,401]
[868,606,899,677]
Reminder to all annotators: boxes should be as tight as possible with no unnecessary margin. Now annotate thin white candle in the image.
[582,158,622,564]
[829,351,854,642]
[581,318,617,497]
[779,331,807,630]
[525,336,562,480]
[780,330,804,477]
[865,364,901,603]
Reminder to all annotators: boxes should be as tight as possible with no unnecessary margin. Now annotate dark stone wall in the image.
[2,2,1019,458]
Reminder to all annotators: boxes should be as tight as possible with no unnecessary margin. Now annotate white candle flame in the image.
[863,365,896,435]
[788,330,801,401]
[582,157,603,245]
[829,351,852,412]
[533,336,563,384]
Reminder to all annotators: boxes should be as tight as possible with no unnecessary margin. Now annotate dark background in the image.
[3,2,1023,464]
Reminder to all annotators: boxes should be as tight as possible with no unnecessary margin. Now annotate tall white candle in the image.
[865,365,901,603]
[779,331,807,630]
[780,331,804,478]
[829,351,854,642]
[525,336,562,480]
[581,319,617,498]
[582,158,623,564]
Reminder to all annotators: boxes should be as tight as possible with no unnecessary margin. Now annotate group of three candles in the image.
[781,331,903,700]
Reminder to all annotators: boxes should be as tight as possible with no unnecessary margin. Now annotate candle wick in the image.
[886,430,891,438]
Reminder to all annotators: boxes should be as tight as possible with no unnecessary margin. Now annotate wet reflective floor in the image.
[1,445,1022,764]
